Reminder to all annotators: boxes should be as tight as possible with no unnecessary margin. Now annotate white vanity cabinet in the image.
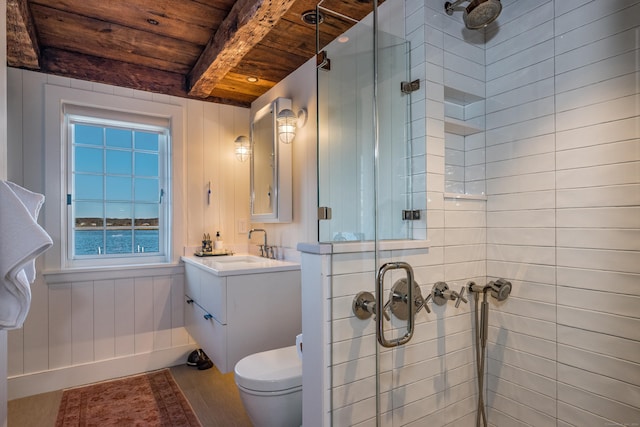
[182,256,301,373]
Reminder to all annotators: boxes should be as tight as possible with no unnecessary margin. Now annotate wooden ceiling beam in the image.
[7,0,41,69]
[187,0,297,98]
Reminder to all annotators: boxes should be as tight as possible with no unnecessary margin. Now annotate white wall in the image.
[6,69,250,398]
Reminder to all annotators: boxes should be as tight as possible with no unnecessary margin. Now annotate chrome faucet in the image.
[248,228,270,258]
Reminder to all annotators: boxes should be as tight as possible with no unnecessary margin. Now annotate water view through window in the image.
[73,122,162,256]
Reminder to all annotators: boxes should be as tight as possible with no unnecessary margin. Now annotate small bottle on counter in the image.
[214,231,223,250]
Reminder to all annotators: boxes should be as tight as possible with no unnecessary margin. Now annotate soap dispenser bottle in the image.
[214,231,223,250]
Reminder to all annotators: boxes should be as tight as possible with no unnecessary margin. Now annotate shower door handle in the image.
[376,262,416,348]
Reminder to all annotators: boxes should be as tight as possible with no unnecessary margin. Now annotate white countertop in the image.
[181,254,300,276]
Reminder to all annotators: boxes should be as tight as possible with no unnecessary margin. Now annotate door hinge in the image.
[317,51,331,71]
[401,79,420,94]
[67,194,72,205]
[402,210,421,220]
[318,206,332,220]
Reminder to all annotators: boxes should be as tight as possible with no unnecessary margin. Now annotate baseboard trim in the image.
[7,344,197,400]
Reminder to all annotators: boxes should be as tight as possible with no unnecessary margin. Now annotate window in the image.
[65,107,171,266]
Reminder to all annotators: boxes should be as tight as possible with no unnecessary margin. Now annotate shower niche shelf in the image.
[444,86,486,197]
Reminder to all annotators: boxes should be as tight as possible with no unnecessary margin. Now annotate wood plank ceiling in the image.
[6,0,374,107]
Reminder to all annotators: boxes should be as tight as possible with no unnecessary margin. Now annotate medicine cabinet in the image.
[250,97,292,223]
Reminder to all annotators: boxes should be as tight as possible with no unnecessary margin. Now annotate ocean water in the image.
[75,229,159,255]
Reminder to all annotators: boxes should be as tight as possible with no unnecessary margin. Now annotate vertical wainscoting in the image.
[8,266,192,399]
[6,69,250,399]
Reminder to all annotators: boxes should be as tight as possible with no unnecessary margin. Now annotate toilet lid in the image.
[234,345,302,392]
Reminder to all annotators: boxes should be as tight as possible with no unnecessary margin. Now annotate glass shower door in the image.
[317,3,417,424]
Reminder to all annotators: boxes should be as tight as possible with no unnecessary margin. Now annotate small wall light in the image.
[234,135,250,162]
[277,109,297,144]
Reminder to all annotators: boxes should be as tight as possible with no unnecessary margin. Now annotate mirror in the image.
[250,98,292,223]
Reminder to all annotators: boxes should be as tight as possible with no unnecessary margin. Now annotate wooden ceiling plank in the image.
[7,0,41,69]
[187,0,298,98]
[31,4,200,73]
[41,47,250,108]
[29,0,232,46]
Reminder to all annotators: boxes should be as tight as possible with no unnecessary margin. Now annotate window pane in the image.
[75,230,104,255]
[75,174,103,200]
[135,203,158,227]
[135,132,159,151]
[135,152,158,176]
[134,229,159,253]
[75,147,103,173]
[106,176,132,201]
[106,149,132,175]
[106,203,132,226]
[106,128,132,149]
[75,125,103,146]
[134,178,158,202]
[74,202,103,226]
[106,229,133,254]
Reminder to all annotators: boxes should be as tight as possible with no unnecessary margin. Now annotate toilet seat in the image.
[234,345,302,393]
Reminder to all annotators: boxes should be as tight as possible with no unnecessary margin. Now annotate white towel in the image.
[0,181,53,330]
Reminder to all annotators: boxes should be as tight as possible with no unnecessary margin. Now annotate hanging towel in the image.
[0,181,53,330]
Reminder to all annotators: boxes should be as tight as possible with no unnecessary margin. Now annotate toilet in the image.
[234,345,302,427]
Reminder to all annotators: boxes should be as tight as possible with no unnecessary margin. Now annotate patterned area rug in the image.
[55,369,202,426]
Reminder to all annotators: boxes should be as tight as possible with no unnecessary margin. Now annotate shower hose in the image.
[474,291,489,427]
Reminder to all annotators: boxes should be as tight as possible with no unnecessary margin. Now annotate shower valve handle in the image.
[416,292,432,314]
[454,286,468,308]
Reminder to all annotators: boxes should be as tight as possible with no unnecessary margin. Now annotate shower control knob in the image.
[454,286,468,308]
[416,292,432,314]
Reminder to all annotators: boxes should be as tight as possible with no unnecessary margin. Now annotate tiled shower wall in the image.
[485,0,640,425]
[321,0,639,425]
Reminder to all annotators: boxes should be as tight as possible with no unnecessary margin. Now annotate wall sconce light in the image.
[277,109,297,144]
[234,135,250,162]
[276,107,308,144]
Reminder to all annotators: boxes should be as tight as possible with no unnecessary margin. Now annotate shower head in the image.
[488,279,511,302]
[445,0,502,29]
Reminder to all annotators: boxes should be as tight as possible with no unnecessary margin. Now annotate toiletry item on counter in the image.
[214,231,224,250]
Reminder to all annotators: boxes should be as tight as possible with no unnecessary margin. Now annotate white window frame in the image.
[64,109,171,267]
[43,84,185,272]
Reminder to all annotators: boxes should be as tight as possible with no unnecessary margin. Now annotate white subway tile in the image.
[487,172,556,195]
[556,72,638,113]
[489,345,557,380]
[487,190,555,211]
[557,140,639,170]
[486,152,555,179]
[555,0,640,41]
[558,344,640,388]
[487,58,554,98]
[557,382,639,427]
[487,260,556,285]
[558,228,640,251]
[557,401,614,427]
[558,325,640,365]
[556,27,639,74]
[556,49,639,94]
[486,40,554,81]
[489,311,555,341]
[557,267,640,296]
[558,364,640,411]
[487,358,557,398]
[487,375,556,417]
[557,184,640,208]
[557,207,640,228]
[556,116,640,151]
[557,247,640,274]
[487,244,556,266]
[558,305,640,341]
[556,161,640,189]
[558,286,640,318]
